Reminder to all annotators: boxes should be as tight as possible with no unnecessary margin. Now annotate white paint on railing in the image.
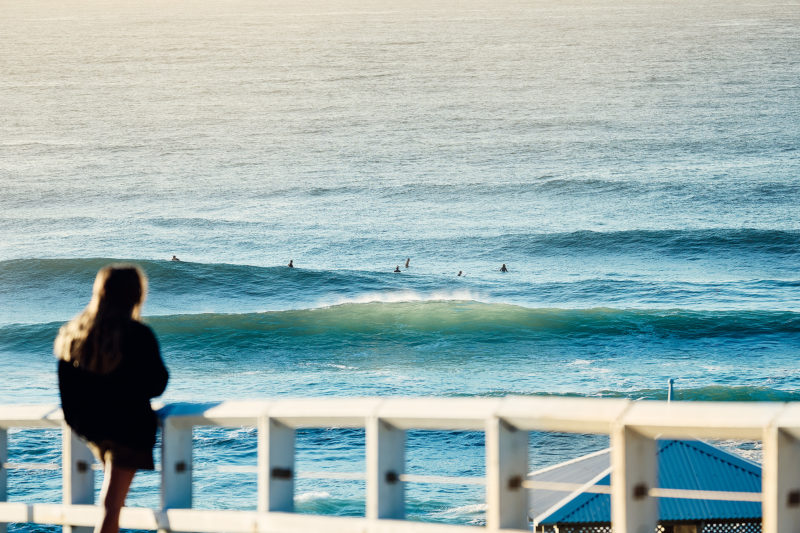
[485,418,528,530]
[0,428,7,533]
[258,417,295,513]
[762,425,800,533]
[366,416,405,520]
[161,418,192,512]
[62,427,93,533]
[2,397,800,532]
[611,425,657,533]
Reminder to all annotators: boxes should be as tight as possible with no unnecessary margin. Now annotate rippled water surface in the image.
[1,0,799,526]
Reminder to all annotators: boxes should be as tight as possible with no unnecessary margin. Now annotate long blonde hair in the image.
[54,264,147,374]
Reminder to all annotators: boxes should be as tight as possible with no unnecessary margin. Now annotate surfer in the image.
[170,255,180,262]
[500,264,508,272]
[287,259,294,268]
[405,258,410,268]
[394,265,401,273]
[458,270,463,277]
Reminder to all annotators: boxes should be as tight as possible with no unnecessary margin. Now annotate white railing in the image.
[1,397,800,533]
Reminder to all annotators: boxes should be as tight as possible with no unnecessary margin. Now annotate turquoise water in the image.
[1,0,799,527]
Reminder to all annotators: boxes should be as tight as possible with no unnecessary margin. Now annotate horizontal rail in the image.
[648,487,763,503]
[214,467,485,486]
[521,480,764,502]
[1,398,798,435]
[0,503,506,533]
[521,480,612,495]
[2,462,61,471]
[2,462,107,472]
[2,397,799,437]
[399,474,485,486]
[216,467,367,482]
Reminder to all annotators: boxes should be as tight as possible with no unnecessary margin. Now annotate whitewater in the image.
[1,0,799,527]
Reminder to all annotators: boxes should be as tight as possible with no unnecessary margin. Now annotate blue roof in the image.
[538,439,761,525]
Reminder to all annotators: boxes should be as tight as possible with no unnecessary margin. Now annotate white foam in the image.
[324,289,484,307]
[431,503,487,526]
[327,363,357,370]
[429,503,487,519]
[294,491,331,503]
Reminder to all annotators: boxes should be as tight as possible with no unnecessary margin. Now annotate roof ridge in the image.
[675,439,761,478]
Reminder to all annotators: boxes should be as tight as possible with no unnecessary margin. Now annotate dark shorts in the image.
[87,440,155,471]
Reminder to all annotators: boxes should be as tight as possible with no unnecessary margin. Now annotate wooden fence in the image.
[1,397,799,533]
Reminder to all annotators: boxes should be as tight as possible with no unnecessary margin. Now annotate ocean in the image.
[1,0,799,527]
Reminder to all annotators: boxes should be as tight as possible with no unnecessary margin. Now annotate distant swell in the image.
[1,227,798,287]
[595,385,800,402]
[455,387,800,402]
[496,228,800,256]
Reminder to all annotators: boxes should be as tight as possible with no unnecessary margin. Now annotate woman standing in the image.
[55,265,168,533]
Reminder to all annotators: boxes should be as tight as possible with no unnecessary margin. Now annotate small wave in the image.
[325,363,358,370]
[497,228,800,257]
[0,139,81,147]
[429,503,487,519]
[295,491,331,503]
[594,385,800,402]
[451,387,800,402]
[536,177,637,195]
[0,258,383,317]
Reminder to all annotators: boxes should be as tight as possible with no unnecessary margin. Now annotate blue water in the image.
[1,0,799,527]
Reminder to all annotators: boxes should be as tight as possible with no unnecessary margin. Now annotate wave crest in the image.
[5,303,799,344]
[143,303,800,339]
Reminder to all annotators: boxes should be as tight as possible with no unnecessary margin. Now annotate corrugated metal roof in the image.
[532,439,761,526]
[528,448,612,518]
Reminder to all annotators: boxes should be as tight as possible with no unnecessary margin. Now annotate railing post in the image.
[366,417,405,520]
[611,425,657,533]
[161,418,192,510]
[62,424,94,533]
[486,417,528,530]
[0,428,7,533]
[257,417,295,512]
[762,426,800,533]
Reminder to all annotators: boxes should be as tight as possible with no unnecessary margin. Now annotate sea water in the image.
[1,0,799,527]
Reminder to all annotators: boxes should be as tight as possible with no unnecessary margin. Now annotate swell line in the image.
[3,303,799,348]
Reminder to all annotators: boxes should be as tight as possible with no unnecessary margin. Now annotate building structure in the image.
[529,439,762,533]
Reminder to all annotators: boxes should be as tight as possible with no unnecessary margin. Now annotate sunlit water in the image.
[1,0,799,527]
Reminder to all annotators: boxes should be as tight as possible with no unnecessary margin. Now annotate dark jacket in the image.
[58,321,168,450]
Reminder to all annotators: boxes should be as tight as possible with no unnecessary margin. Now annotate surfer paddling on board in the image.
[170,255,181,262]
[394,265,401,273]
[500,264,508,272]
[287,260,294,268]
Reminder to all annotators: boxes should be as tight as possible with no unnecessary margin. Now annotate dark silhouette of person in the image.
[170,255,180,262]
[394,265,401,273]
[458,271,463,276]
[405,258,410,268]
[500,264,508,272]
[55,265,168,533]
[288,260,294,268]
